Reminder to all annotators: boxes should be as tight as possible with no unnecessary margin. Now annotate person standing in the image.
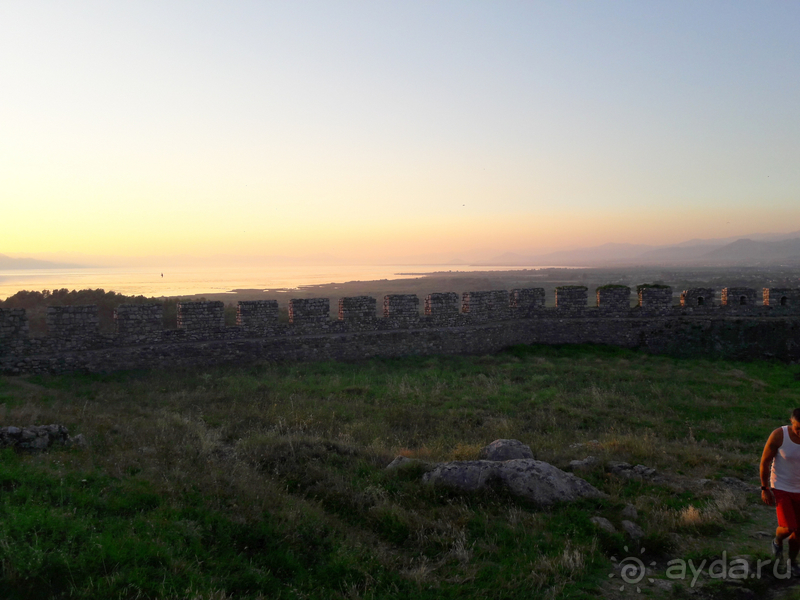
[760,408,800,575]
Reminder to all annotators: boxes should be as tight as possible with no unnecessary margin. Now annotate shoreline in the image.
[4,264,800,306]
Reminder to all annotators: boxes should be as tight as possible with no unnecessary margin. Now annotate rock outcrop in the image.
[569,456,598,470]
[621,519,644,539]
[590,516,616,533]
[0,425,84,450]
[608,461,659,480]
[477,439,534,461]
[391,439,603,506]
[421,460,499,491]
[493,459,604,505]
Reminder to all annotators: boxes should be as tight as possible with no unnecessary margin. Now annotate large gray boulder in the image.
[478,439,534,461]
[496,459,604,505]
[421,460,499,491]
[422,458,603,505]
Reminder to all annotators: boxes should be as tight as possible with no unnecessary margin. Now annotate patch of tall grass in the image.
[0,344,797,598]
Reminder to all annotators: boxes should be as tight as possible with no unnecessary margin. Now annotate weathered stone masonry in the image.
[0,308,28,349]
[462,291,511,321]
[339,296,376,321]
[764,289,800,308]
[289,298,330,327]
[236,300,279,330]
[115,304,163,342]
[2,286,800,376]
[638,286,672,314]
[596,286,630,313]
[555,286,588,312]
[511,288,545,313]
[177,301,224,332]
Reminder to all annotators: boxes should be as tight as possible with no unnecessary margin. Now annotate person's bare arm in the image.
[761,428,783,505]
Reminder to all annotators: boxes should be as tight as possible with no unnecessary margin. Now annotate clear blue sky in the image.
[1,1,798,262]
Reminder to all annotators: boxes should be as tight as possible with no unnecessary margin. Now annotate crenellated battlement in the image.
[47,305,99,343]
[383,294,419,320]
[339,296,377,321]
[555,286,588,312]
[289,298,330,326]
[0,308,28,349]
[511,288,545,313]
[462,291,511,321]
[177,301,225,331]
[681,288,715,308]
[237,300,278,330]
[115,304,163,343]
[596,286,631,313]
[2,284,800,375]
[425,292,460,316]
[637,285,672,313]
[764,288,800,308]
[721,287,758,307]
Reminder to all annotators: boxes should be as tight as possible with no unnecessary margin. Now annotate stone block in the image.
[0,308,29,346]
[510,288,545,312]
[177,301,225,331]
[115,304,163,336]
[596,286,631,311]
[462,290,511,320]
[637,286,672,310]
[46,305,99,339]
[289,298,330,325]
[237,300,278,328]
[555,286,588,311]
[425,292,460,316]
[383,295,419,319]
[338,296,376,320]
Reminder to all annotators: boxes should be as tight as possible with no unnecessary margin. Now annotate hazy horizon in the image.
[5,227,800,269]
[3,2,799,262]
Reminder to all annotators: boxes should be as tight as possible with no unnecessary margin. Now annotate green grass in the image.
[2,344,799,599]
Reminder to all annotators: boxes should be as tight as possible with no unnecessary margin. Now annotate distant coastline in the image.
[0,264,575,301]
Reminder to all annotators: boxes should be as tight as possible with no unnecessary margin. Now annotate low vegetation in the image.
[1,345,799,599]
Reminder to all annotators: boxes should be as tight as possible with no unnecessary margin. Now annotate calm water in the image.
[0,265,554,300]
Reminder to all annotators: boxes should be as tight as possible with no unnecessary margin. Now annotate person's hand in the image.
[762,488,776,506]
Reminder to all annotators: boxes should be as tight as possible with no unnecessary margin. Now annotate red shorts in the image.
[774,489,800,530]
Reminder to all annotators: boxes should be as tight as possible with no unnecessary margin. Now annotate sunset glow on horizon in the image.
[2,2,799,265]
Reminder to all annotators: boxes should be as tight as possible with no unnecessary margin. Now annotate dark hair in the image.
[792,408,800,422]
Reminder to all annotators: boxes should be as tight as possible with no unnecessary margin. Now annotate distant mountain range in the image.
[474,231,800,267]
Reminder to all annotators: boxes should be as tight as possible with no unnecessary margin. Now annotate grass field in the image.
[1,344,799,599]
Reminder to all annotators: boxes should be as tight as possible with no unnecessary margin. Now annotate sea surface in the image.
[0,265,557,300]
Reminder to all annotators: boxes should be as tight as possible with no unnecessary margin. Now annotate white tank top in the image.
[771,426,800,493]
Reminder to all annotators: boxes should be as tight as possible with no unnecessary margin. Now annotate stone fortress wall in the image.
[2,285,800,376]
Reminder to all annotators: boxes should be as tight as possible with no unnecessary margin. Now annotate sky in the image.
[1,1,799,265]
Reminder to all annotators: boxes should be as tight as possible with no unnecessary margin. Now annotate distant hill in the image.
[697,238,800,265]
[476,243,661,266]
[0,254,84,270]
